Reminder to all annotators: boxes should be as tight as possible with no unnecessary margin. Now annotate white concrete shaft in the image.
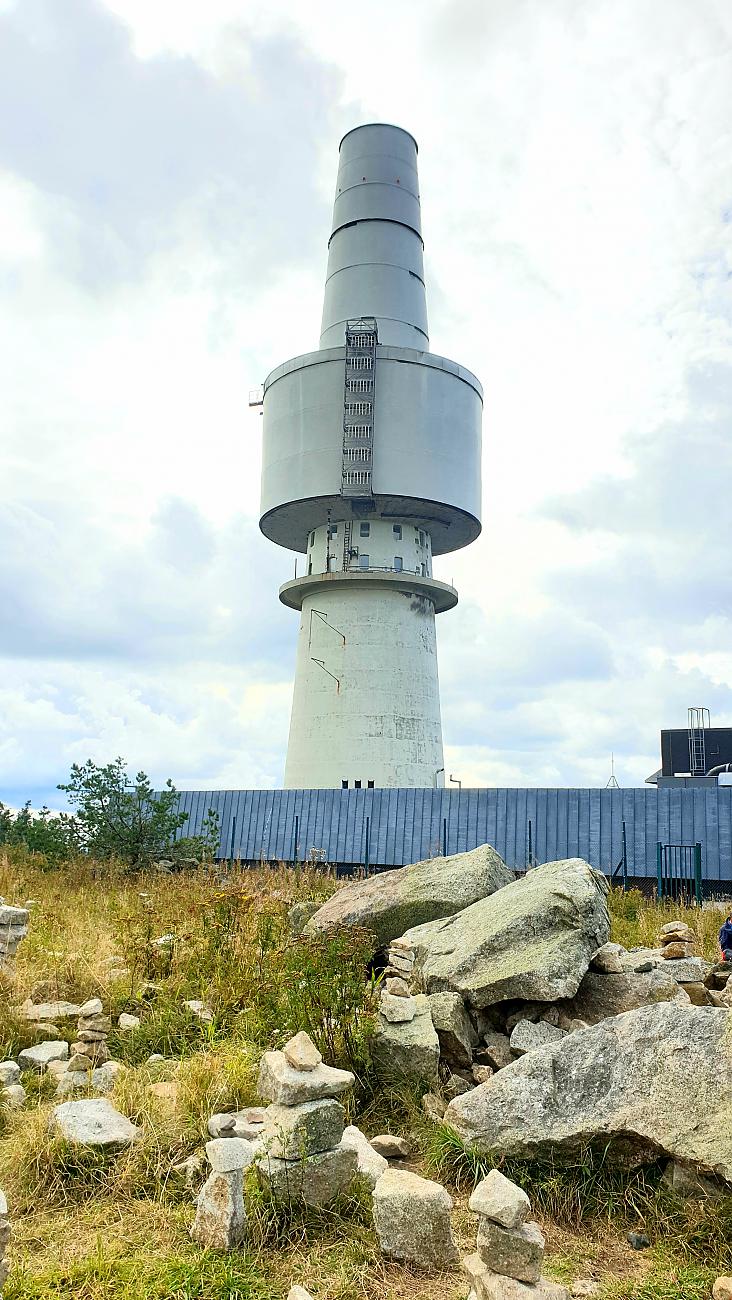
[284,579,444,789]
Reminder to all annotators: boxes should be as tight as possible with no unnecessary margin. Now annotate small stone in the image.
[92,1061,126,1094]
[288,1288,314,1300]
[51,1098,140,1147]
[590,943,624,974]
[661,922,692,938]
[172,1153,206,1192]
[713,1279,732,1300]
[422,1091,446,1122]
[571,1283,600,1297]
[683,982,710,1006]
[662,1160,723,1200]
[257,1051,354,1106]
[509,1020,566,1056]
[661,942,691,960]
[469,1169,531,1229]
[77,1015,112,1033]
[370,1133,410,1159]
[473,1064,494,1085]
[283,1031,322,1072]
[118,1013,140,1030]
[390,939,415,955]
[205,1137,256,1172]
[379,992,417,1023]
[0,1062,20,1086]
[146,1053,165,1064]
[2,1083,26,1110]
[341,1124,388,1188]
[191,1169,246,1249]
[47,1059,69,1078]
[444,1071,474,1099]
[208,1113,237,1138]
[78,998,104,1018]
[75,1030,106,1043]
[67,1053,93,1072]
[627,1231,650,1249]
[55,1071,89,1098]
[18,1040,69,1073]
[386,952,414,975]
[479,1030,514,1071]
[384,976,411,997]
[372,1168,459,1268]
[262,1098,345,1159]
[477,1218,545,1283]
[232,1108,266,1140]
[19,999,80,1022]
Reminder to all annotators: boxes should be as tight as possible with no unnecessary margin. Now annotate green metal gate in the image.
[656,842,702,904]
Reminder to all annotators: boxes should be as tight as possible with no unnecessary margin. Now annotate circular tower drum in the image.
[259,124,482,789]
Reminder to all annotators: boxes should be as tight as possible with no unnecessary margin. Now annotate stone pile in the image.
[382,938,415,996]
[191,1137,253,1250]
[0,1187,9,1295]
[658,920,694,960]
[70,998,112,1069]
[256,1031,358,1206]
[372,1168,459,1269]
[463,1169,569,1299]
[0,901,29,965]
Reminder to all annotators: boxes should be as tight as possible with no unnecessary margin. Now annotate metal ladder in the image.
[341,319,377,500]
[342,520,353,570]
[688,707,710,777]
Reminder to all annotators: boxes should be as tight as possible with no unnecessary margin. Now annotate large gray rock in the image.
[429,991,479,1068]
[445,1005,732,1179]
[557,967,690,1024]
[403,859,609,1009]
[341,1124,388,1188]
[464,1253,569,1299]
[261,1099,345,1159]
[372,1169,459,1268]
[371,993,440,1085]
[305,844,513,951]
[258,1051,353,1105]
[477,1219,545,1284]
[51,1098,140,1148]
[18,1041,69,1073]
[257,1141,357,1206]
[509,1021,566,1055]
[191,1169,246,1249]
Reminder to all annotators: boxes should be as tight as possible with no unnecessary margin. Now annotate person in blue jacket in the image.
[719,914,732,961]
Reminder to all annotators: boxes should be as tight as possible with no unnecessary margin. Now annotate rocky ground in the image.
[0,848,731,1298]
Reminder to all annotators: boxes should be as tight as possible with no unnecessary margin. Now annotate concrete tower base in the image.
[282,573,455,789]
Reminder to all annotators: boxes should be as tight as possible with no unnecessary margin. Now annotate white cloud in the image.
[1,0,732,805]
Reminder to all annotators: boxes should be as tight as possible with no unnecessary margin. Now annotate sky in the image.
[1,0,731,808]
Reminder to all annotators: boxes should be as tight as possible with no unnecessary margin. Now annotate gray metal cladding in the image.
[174,786,732,881]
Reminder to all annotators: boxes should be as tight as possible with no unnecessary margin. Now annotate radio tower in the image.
[259,124,482,789]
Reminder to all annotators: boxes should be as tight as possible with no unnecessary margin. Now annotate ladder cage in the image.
[341,319,377,500]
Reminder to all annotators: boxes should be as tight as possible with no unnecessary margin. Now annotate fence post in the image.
[656,842,663,900]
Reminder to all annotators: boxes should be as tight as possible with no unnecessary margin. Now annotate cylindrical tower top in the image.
[319,123,429,350]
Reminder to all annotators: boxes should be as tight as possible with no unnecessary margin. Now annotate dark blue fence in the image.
[173,786,732,884]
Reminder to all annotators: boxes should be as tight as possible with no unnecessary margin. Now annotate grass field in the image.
[0,851,730,1299]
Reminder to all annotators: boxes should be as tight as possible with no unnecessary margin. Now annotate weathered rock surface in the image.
[477,1219,545,1284]
[257,1141,357,1206]
[445,1004,732,1179]
[478,1030,514,1071]
[509,1020,565,1055]
[371,992,439,1084]
[305,843,513,950]
[372,1168,459,1268]
[18,999,80,1022]
[18,1040,69,1073]
[258,1051,353,1105]
[262,1099,345,1159]
[663,957,710,984]
[0,1062,20,1087]
[191,1169,246,1249]
[379,991,417,1023]
[464,1253,569,1299]
[469,1170,530,1229]
[590,942,624,974]
[341,1124,388,1187]
[283,1032,322,1072]
[556,967,690,1025]
[429,991,479,1067]
[205,1137,256,1172]
[402,859,609,1008]
[51,1098,140,1148]
[713,1278,732,1300]
[370,1134,410,1159]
